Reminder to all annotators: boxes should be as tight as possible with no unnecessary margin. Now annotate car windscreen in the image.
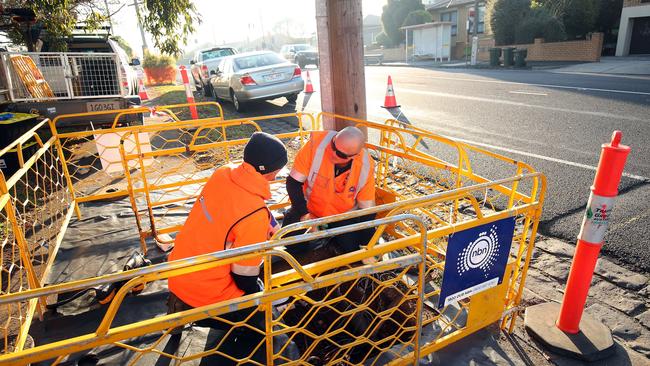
[293,45,311,51]
[201,49,235,61]
[234,53,286,70]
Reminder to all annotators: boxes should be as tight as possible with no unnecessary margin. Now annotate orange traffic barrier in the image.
[556,131,630,333]
[382,75,400,109]
[525,131,630,361]
[304,70,314,93]
[179,65,199,120]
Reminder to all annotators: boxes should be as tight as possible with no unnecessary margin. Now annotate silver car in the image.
[208,51,304,112]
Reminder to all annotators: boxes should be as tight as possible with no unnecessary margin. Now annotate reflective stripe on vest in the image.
[305,131,371,204]
[305,130,337,199]
[355,150,371,200]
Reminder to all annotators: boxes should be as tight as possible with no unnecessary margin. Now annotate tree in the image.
[380,0,425,47]
[515,7,565,43]
[402,10,433,27]
[0,0,200,55]
[489,0,531,45]
[561,0,598,38]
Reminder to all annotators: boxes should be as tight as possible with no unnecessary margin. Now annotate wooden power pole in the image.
[316,0,367,133]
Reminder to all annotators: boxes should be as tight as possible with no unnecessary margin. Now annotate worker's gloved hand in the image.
[268,215,281,238]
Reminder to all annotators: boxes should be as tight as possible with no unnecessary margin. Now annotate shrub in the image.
[143,52,176,69]
[376,32,393,48]
[515,8,566,44]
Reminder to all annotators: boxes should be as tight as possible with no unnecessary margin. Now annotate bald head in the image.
[334,127,365,156]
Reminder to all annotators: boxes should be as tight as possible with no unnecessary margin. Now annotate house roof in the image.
[426,0,476,11]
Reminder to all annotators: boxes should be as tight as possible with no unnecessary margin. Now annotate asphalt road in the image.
[215,66,650,273]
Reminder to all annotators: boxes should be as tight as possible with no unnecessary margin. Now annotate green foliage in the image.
[1,0,199,55]
[111,36,134,58]
[375,32,393,48]
[143,52,176,69]
[489,0,531,45]
[381,0,425,46]
[515,7,565,44]
[140,0,201,56]
[402,10,433,27]
[561,0,598,38]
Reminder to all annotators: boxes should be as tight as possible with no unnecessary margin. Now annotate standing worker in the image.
[284,126,376,256]
[166,132,288,363]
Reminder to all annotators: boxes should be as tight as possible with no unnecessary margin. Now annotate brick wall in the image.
[481,33,604,62]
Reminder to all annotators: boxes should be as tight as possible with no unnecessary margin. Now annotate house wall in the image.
[429,5,493,60]
[486,33,604,62]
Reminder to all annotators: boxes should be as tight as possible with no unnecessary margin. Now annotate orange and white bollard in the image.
[137,77,149,101]
[556,131,631,332]
[179,65,199,120]
[525,131,630,361]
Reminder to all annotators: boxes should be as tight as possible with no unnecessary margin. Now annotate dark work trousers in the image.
[167,293,267,365]
[282,207,377,257]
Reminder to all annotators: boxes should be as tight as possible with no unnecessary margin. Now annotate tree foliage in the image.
[402,10,433,27]
[0,0,199,55]
[111,35,134,57]
[560,0,598,38]
[489,0,531,45]
[380,0,425,47]
[515,7,565,44]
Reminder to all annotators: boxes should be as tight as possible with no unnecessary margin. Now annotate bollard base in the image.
[525,302,615,362]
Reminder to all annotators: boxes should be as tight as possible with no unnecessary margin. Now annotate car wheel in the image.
[231,90,245,112]
[286,94,298,103]
[203,82,214,97]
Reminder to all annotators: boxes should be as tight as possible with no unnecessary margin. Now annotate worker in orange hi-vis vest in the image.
[166,132,292,363]
[284,126,377,259]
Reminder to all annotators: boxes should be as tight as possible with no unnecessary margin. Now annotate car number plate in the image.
[264,73,283,82]
[86,101,121,112]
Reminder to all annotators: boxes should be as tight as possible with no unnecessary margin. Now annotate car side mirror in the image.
[129,58,141,66]
[190,60,195,65]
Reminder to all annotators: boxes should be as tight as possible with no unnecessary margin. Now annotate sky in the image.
[111,0,388,58]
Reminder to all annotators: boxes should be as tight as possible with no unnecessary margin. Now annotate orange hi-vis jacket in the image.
[168,162,272,308]
[293,130,375,218]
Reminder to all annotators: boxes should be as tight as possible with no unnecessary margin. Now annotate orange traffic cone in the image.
[382,76,400,109]
[138,77,149,101]
[304,71,314,93]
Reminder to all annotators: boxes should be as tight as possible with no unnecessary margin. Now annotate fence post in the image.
[179,65,199,120]
[524,131,630,361]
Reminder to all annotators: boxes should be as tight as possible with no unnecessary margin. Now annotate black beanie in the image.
[243,132,288,173]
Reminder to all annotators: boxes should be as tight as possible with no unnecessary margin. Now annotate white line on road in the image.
[447,136,649,182]
[509,90,548,96]
[399,88,647,122]
[405,75,650,96]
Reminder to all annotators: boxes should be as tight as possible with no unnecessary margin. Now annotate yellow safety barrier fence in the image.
[0,107,545,365]
[0,119,75,354]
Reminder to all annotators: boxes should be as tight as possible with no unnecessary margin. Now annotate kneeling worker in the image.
[167,132,287,362]
[284,126,376,255]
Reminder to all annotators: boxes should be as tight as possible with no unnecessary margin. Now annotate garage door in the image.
[630,16,650,55]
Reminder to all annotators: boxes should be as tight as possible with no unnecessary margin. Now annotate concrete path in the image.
[548,56,650,76]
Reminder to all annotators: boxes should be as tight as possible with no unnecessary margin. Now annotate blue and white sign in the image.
[438,217,516,309]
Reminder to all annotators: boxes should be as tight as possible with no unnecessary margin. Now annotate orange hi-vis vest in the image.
[168,162,271,308]
[296,130,374,218]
